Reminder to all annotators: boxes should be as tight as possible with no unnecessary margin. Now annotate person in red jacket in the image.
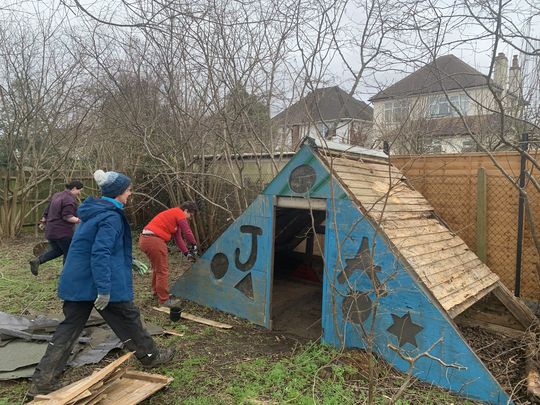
[139,202,198,306]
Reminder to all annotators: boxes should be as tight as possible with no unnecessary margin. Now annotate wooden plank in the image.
[333,166,404,182]
[404,244,472,267]
[455,317,526,338]
[476,167,487,263]
[386,225,453,240]
[492,284,538,328]
[420,259,489,287]
[433,269,498,298]
[152,307,233,329]
[101,372,173,405]
[398,237,465,258]
[123,370,171,383]
[417,257,485,282]
[85,393,107,405]
[438,275,499,315]
[382,217,447,230]
[392,229,455,246]
[29,352,134,404]
[162,330,185,337]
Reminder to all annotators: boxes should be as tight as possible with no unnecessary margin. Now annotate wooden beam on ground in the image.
[152,307,233,329]
[455,318,525,339]
[162,330,184,337]
[492,283,538,329]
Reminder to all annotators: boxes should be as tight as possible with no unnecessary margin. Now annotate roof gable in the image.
[370,55,493,102]
[273,86,373,125]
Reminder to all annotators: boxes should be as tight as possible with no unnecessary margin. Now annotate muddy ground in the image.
[0,236,536,404]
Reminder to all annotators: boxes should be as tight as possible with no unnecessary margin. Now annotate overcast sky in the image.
[5,0,540,107]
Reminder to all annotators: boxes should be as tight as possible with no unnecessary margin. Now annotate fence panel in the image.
[393,151,539,301]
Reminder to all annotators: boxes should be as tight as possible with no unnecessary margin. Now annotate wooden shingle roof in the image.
[316,148,499,317]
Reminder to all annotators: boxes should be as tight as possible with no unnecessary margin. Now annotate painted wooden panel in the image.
[322,198,510,404]
[263,145,348,200]
[171,195,274,327]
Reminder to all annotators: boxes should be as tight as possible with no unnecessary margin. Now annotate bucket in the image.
[170,307,182,322]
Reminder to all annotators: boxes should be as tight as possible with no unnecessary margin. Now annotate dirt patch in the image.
[461,325,531,404]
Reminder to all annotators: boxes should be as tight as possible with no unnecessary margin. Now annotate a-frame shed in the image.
[172,139,537,404]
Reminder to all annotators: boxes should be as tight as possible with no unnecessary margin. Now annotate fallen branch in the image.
[386,338,466,404]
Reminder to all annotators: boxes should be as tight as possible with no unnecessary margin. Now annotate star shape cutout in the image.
[338,237,385,295]
[387,312,423,347]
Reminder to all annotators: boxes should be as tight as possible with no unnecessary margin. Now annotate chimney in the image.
[508,55,523,98]
[493,52,508,89]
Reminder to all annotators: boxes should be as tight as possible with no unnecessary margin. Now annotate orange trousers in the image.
[139,234,170,304]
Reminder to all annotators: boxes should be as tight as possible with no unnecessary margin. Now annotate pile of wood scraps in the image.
[29,352,172,405]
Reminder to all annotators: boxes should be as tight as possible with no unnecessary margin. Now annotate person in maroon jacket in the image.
[29,180,84,276]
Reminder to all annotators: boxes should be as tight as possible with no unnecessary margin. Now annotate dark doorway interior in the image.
[271,207,325,340]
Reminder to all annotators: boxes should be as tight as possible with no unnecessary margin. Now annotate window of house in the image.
[431,138,442,153]
[462,138,476,152]
[423,137,442,153]
[384,100,410,122]
[428,95,469,117]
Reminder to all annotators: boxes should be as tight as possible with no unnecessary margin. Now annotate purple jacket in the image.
[43,190,78,239]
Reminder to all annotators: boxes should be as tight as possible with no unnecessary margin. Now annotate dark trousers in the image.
[31,301,157,386]
[39,237,72,264]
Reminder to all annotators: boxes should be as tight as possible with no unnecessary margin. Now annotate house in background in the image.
[369,54,525,154]
[272,86,373,150]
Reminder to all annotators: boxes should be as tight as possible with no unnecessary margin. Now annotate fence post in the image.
[514,132,529,297]
[476,167,487,263]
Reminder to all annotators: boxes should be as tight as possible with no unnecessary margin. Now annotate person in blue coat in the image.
[28,170,175,396]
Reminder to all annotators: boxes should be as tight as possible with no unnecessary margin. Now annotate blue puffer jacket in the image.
[58,196,133,302]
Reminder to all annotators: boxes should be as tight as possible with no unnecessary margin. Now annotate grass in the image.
[0,236,475,405]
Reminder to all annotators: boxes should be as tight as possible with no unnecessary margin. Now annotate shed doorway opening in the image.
[271,204,326,340]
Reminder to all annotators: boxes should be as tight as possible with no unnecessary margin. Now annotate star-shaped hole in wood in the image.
[386,312,423,348]
[338,236,385,295]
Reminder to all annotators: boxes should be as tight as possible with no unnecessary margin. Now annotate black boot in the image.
[29,258,40,276]
[139,347,176,368]
[27,379,64,397]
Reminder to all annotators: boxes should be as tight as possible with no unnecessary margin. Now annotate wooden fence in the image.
[392,151,540,301]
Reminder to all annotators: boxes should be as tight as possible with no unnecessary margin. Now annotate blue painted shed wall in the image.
[263,145,348,199]
[322,198,510,404]
[171,195,274,327]
[172,144,511,404]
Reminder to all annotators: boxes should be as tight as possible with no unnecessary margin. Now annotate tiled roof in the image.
[370,55,495,102]
[273,86,373,124]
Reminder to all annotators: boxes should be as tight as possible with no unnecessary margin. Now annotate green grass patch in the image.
[226,344,357,404]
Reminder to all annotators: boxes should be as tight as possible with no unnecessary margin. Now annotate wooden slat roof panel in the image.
[323,153,499,315]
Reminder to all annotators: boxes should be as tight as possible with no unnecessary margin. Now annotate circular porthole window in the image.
[288,164,316,193]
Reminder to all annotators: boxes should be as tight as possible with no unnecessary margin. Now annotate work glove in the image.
[94,294,110,311]
[184,252,197,263]
[190,245,199,256]
[132,259,149,276]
